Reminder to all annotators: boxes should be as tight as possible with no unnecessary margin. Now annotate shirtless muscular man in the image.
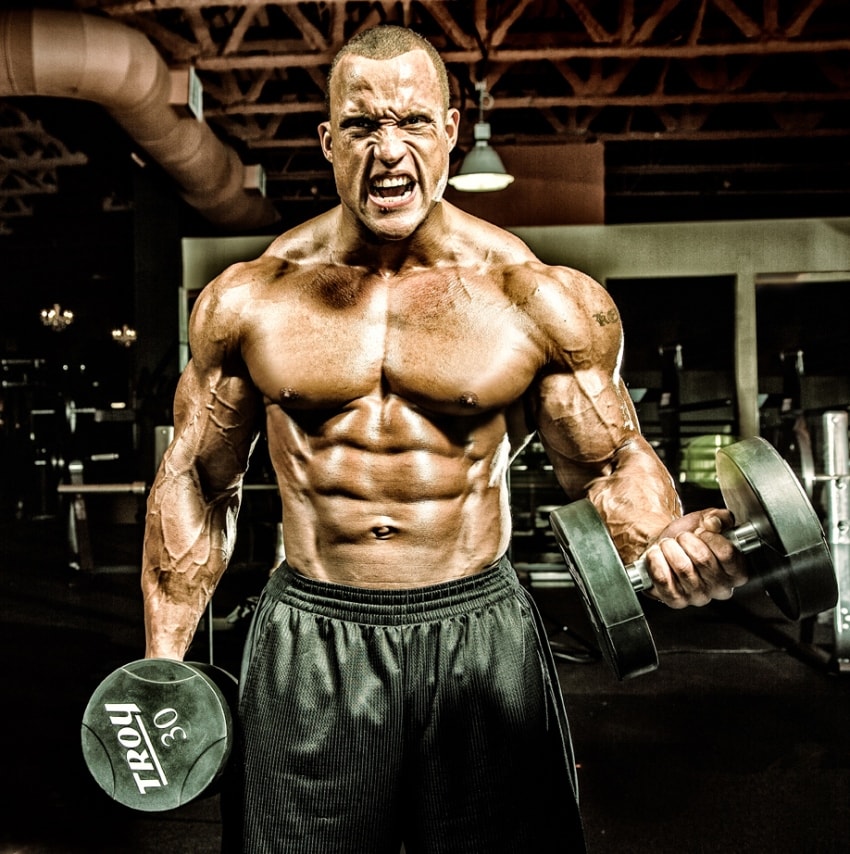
[141,25,746,854]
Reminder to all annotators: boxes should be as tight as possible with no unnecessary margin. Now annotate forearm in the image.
[538,405,683,562]
[581,436,682,564]
[534,369,682,564]
[141,472,242,659]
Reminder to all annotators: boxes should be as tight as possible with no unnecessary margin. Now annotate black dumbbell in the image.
[549,437,838,680]
[81,658,237,811]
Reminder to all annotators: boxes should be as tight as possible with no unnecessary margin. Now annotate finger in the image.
[695,513,723,536]
[668,530,748,600]
[661,508,734,539]
[695,528,750,588]
[704,508,736,529]
[643,540,696,609]
[659,534,714,605]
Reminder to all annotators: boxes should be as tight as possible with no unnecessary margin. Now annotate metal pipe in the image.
[821,410,850,669]
[0,9,279,231]
[58,482,147,495]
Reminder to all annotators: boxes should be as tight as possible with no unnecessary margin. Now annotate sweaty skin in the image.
[142,49,747,660]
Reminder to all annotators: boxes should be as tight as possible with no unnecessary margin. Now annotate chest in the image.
[241,269,545,412]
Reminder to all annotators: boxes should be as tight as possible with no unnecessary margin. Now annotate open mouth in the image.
[369,175,416,207]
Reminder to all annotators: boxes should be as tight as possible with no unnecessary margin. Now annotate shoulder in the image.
[261,208,340,265]
[440,204,621,364]
[441,202,537,265]
[192,210,340,334]
[442,203,612,308]
[505,259,622,368]
[189,257,270,350]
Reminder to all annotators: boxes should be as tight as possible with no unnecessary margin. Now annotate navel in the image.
[371,525,398,540]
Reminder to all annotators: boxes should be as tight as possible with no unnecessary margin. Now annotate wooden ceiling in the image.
[2,0,850,233]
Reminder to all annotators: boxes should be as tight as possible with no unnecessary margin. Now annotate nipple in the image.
[279,387,300,403]
[458,392,480,408]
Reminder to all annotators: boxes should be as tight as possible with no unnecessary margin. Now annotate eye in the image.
[341,117,379,134]
[400,114,431,128]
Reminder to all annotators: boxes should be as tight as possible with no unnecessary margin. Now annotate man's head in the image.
[325,26,451,117]
[319,26,460,242]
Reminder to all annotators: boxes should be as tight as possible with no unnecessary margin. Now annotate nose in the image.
[373,124,406,164]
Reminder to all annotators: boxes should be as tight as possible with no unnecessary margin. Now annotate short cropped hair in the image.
[326,25,451,115]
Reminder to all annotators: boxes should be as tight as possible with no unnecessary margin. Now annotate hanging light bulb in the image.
[111,324,138,347]
[40,303,74,331]
[448,81,515,193]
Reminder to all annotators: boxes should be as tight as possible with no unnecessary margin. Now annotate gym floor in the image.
[1,505,849,854]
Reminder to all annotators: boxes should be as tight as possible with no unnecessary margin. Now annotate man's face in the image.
[319,50,460,241]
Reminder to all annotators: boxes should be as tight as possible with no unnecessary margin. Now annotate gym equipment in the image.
[58,460,147,573]
[818,411,850,671]
[81,659,237,811]
[549,436,838,680]
[632,343,737,482]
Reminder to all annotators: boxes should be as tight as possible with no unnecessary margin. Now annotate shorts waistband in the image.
[262,556,519,624]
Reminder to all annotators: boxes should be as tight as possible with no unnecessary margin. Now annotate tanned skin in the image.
[142,47,747,661]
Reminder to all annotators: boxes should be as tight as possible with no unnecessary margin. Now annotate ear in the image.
[445,108,461,153]
[318,121,333,162]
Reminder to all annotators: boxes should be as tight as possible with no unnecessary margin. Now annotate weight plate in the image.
[716,436,838,619]
[550,500,659,680]
[81,659,235,812]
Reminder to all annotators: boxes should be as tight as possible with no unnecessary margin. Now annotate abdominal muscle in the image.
[264,403,514,588]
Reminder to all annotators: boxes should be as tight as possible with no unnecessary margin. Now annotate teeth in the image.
[372,176,410,188]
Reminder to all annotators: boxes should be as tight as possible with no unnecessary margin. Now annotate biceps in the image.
[534,370,638,464]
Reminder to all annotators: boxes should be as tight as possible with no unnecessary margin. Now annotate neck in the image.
[332,200,459,275]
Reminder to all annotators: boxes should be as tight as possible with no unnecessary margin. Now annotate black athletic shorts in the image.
[222,557,586,853]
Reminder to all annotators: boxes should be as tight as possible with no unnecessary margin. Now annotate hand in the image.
[641,509,749,608]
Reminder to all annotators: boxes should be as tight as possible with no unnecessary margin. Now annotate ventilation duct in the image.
[0,9,279,231]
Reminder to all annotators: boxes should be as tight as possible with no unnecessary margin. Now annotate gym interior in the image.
[3,3,850,853]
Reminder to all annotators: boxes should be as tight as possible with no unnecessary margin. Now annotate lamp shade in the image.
[448,121,514,192]
[448,142,515,192]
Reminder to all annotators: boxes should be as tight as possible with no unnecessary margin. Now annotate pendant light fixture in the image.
[448,81,515,193]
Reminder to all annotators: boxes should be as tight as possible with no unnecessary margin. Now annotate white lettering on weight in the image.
[104,702,169,794]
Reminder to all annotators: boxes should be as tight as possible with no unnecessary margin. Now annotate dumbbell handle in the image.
[626,520,762,591]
